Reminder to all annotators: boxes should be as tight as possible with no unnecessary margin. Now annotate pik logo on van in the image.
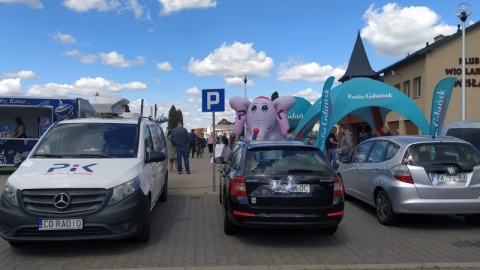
[45,163,97,176]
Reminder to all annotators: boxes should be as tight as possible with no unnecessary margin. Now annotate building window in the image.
[403,81,410,97]
[414,77,421,98]
[394,84,400,90]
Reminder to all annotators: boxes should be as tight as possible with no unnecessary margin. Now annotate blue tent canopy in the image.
[295,77,430,148]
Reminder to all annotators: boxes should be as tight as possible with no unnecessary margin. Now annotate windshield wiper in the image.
[33,153,114,158]
[33,154,65,158]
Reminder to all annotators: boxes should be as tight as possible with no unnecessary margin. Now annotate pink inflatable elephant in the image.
[229,95,296,141]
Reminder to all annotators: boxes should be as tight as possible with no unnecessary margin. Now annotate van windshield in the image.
[33,123,138,158]
[445,128,480,152]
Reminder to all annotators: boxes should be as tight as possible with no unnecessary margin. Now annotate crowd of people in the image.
[166,121,392,173]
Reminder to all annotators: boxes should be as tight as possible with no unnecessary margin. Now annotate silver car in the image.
[337,135,480,226]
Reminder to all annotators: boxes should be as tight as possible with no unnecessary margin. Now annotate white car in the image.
[0,116,168,245]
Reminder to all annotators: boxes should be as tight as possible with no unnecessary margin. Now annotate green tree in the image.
[167,105,178,130]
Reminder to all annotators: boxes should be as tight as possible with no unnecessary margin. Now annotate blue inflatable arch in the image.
[295,77,430,147]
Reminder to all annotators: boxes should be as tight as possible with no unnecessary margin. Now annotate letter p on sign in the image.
[202,89,225,112]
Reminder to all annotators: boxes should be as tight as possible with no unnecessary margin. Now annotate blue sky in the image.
[0,0,476,130]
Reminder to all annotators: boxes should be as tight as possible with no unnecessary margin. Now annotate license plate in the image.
[270,180,310,193]
[431,173,467,183]
[38,219,83,230]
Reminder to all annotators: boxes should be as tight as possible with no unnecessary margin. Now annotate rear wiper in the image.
[288,169,323,173]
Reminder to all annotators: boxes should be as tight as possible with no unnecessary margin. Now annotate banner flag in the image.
[318,76,335,153]
[429,77,456,136]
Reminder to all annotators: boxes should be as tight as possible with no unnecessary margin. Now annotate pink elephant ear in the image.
[229,96,251,135]
[273,95,296,135]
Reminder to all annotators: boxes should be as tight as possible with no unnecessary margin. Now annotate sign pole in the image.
[212,112,216,192]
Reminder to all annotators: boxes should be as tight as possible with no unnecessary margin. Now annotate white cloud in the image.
[188,42,274,78]
[156,61,173,71]
[278,58,346,82]
[293,88,321,103]
[79,54,97,64]
[225,76,256,87]
[99,51,146,67]
[25,77,147,97]
[185,86,199,94]
[0,0,43,8]
[3,70,38,79]
[361,3,457,57]
[62,0,120,12]
[0,78,23,95]
[54,31,76,44]
[159,0,216,15]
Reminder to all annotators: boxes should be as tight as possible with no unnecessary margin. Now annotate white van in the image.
[441,120,480,151]
[0,115,168,245]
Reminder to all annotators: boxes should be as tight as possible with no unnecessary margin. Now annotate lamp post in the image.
[455,2,472,121]
[242,75,248,137]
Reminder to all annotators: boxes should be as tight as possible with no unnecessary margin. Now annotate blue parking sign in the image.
[202,89,225,112]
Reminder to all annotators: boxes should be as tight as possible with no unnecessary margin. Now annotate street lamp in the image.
[455,2,472,121]
[243,75,248,137]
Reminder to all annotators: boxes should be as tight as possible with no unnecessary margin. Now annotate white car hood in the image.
[8,158,143,190]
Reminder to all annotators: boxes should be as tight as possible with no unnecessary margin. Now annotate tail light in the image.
[391,164,414,184]
[333,176,344,204]
[230,176,247,197]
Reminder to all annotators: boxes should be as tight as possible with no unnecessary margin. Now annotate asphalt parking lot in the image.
[1,154,480,270]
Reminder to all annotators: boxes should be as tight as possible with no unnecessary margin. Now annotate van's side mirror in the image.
[147,151,166,163]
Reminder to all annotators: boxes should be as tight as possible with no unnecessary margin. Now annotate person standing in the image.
[188,129,198,158]
[381,126,392,136]
[166,129,177,172]
[229,133,236,150]
[171,121,191,174]
[14,117,26,138]
[286,127,295,140]
[325,127,339,168]
[340,125,353,157]
[207,135,214,157]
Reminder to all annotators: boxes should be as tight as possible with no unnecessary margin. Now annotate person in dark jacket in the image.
[171,121,191,174]
[188,129,198,158]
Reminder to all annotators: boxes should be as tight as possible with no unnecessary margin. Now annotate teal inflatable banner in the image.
[317,76,335,153]
[429,77,456,136]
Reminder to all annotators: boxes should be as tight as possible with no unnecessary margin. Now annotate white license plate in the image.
[431,173,467,183]
[270,181,310,193]
[38,219,83,230]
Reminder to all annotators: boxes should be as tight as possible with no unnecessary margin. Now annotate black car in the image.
[215,139,344,235]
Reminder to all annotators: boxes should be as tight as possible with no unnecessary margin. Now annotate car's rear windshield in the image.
[403,142,480,167]
[245,146,333,174]
[33,123,139,158]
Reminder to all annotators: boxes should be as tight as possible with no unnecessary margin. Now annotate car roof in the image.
[57,117,151,125]
[365,135,467,145]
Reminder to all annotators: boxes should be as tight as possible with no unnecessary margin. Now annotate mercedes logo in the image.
[53,193,71,209]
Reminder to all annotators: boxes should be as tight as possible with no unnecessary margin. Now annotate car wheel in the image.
[464,214,480,225]
[159,179,167,202]
[319,226,338,234]
[132,197,151,243]
[375,190,399,226]
[223,207,239,235]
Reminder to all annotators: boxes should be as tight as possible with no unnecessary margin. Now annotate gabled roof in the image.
[339,30,379,83]
[377,21,480,75]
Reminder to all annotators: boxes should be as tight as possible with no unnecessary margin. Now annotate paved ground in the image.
[1,149,480,270]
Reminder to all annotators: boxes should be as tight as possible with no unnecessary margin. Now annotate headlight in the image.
[2,182,19,207]
[108,177,140,205]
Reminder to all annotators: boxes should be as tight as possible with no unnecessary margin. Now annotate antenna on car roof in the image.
[432,127,438,140]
